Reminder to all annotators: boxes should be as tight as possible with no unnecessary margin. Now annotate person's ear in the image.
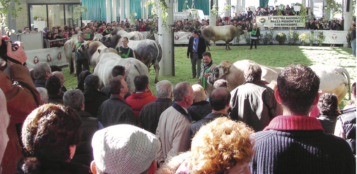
[90,161,97,174]
[274,90,282,104]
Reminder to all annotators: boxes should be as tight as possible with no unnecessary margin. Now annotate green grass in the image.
[63,45,355,108]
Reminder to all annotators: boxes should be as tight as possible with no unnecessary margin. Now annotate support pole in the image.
[236,0,241,14]
[224,0,231,17]
[120,0,124,21]
[242,0,245,13]
[158,0,174,76]
[106,0,111,23]
[308,0,314,18]
[113,0,117,22]
[125,0,130,20]
[209,0,217,26]
[344,0,352,47]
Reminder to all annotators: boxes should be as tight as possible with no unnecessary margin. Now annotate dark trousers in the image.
[76,59,90,80]
[250,39,257,49]
[190,52,201,78]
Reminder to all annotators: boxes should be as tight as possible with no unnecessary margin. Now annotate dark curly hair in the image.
[21,104,82,161]
[277,64,320,115]
[317,93,340,116]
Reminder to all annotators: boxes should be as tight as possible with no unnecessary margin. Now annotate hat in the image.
[92,124,160,174]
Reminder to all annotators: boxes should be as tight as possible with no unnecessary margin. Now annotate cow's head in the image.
[207,60,232,85]
[77,41,91,54]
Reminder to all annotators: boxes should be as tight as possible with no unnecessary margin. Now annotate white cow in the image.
[115,28,144,40]
[93,48,149,93]
[64,35,79,75]
[208,60,351,103]
[310,64,351,103]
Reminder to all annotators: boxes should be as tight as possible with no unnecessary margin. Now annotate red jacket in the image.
[126,91,157,120]
[139,26,146,31]
[0,64,40,174]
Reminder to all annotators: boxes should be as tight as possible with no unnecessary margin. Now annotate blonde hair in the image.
[189,117,254,174]
[192,84,206,103]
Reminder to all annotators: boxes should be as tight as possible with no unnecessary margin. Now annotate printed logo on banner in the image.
[259,18,266,24]
[332,34,337,39]
[175,35,180,40]
[187,34,192,39]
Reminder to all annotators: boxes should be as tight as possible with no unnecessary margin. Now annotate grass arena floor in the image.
[62,45,356,109]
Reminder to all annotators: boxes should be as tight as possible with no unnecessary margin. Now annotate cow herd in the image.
[64,26,352,101]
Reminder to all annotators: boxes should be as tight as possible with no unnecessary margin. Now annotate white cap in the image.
[92,124,160,174]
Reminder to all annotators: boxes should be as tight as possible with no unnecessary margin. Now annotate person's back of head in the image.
[192,84,206,103]
[77,70,92,91]
[318,93,340,116]
[109,76,124,95]
[21,104,82,161]
[134,75,149,92]
[209,88,231,111]
[174,82,191,102]
[213,79,228,89]
[63,89,84,111]
[34,62,51,80]
[36,87,48,104]
[188,117,254,173]
[84,74,100,90]
[46,76,61,95]
[156,80,173,99]
[277,64,320,115]
[91,124,160,174]
[244,62,262,82]
[111,65,126,78]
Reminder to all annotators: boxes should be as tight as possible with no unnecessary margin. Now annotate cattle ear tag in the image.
[225,70,228,74]
[125,63,130,67]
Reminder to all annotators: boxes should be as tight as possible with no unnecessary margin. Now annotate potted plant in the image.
[317,31,325,46]
[269,28,274,44]
[299,33,309,46]
[309,30,315,46]
[263,31,271,45]
[292,31,299,45]
[275,33,287,45]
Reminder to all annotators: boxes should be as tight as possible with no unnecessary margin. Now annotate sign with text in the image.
[256,16,306,28]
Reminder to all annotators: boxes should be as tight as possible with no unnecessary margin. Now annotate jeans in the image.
[352,39,356,55]
[190,52,201,78]
[76,59,90,80]
[250,39,258,49]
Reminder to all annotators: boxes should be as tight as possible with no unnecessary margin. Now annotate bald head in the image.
[0,89,10,162]
[52,71,65,86]
[209,88,231,111]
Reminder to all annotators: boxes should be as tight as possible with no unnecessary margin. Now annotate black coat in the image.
[189,113,228,144]
[14,157,91,174]
[71,110,98,166]
[187,36,206,59]
[137,98,173,134]
[307,22,317,30]
[317,114,338,134]
[97,94,136,127]
[187,101,212,121]
[83,88,108,118]
[34,79,47,88]
[48,94,63,104]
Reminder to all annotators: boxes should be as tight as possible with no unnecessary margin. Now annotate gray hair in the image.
[174,82,191,102]
[156,80,173,98]
[63,89,84,110]
[244,63,262,82]
[36,87,48,104]
[192,84,206,103]
[34,62,51,80]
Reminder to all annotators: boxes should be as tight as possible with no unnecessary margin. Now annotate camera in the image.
[0,36,21,66]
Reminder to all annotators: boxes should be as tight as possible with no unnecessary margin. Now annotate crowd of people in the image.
[0,21,356,173]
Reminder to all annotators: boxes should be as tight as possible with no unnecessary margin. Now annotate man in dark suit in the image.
[307,19,317,30]
[187,30,206,79]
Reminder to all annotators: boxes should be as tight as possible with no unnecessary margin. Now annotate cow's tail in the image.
[155,42,162,63]
[340,67,351,100]
[134,64,143,75]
